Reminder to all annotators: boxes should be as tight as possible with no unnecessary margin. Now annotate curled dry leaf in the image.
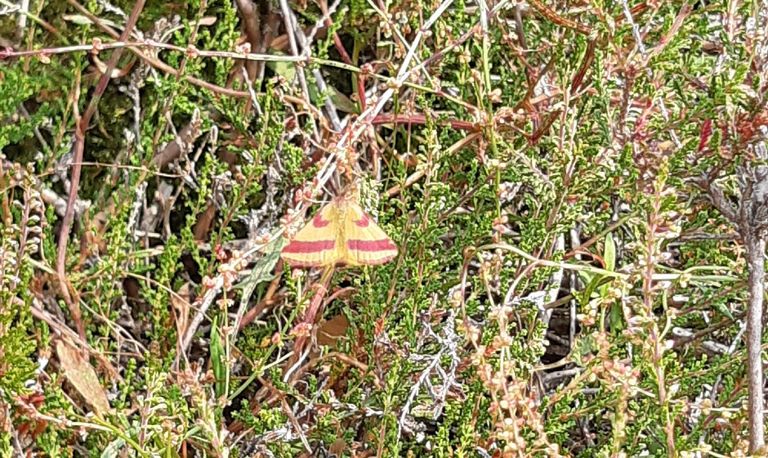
[171,282,192,339]
[317,313,350,347]
[55,339,111,416]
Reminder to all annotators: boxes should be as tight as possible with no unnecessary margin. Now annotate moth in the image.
[281,194,398,267]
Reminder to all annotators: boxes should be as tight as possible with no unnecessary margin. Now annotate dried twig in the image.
[397,308,461,439]
[278,0,319,141]
[697,142,768,452]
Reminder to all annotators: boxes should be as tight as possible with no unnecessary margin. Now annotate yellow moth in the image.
[281,193,398,267]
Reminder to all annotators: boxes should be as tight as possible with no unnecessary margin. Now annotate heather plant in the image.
[1,0,767,456]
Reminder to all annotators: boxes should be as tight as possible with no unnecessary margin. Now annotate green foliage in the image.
[0,168,43,453]
[2,0,766,456]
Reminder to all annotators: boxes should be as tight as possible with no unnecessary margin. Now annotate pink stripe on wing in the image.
[283,240,335,253]
[347,239,397,252]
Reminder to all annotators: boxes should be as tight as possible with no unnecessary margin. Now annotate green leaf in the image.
[237,236,284,312]
[604,233,616,272]
[210,317,226,398]
[608,302,624,333]
[712,300,735,321]
[328,86,358,114]
[266,53,296,82]
[100,439,125,458]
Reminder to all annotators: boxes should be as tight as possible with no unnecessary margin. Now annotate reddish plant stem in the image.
[56,0,146,338]
[371,113,478,132]
[643,188,675,456]
[526,0,590,35]
[290,266,335,363]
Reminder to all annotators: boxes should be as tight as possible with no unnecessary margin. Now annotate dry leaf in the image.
[329,438,347,455]
[56,339,110,416]
[317,314,349,347]
[171,282,192,339]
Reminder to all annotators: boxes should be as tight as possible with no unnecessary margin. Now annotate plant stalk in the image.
[745,233,766,452]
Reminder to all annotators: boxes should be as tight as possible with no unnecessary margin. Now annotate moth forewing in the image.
[281,201,341,267]
[341,200,398,266]
[281,193,398,268]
